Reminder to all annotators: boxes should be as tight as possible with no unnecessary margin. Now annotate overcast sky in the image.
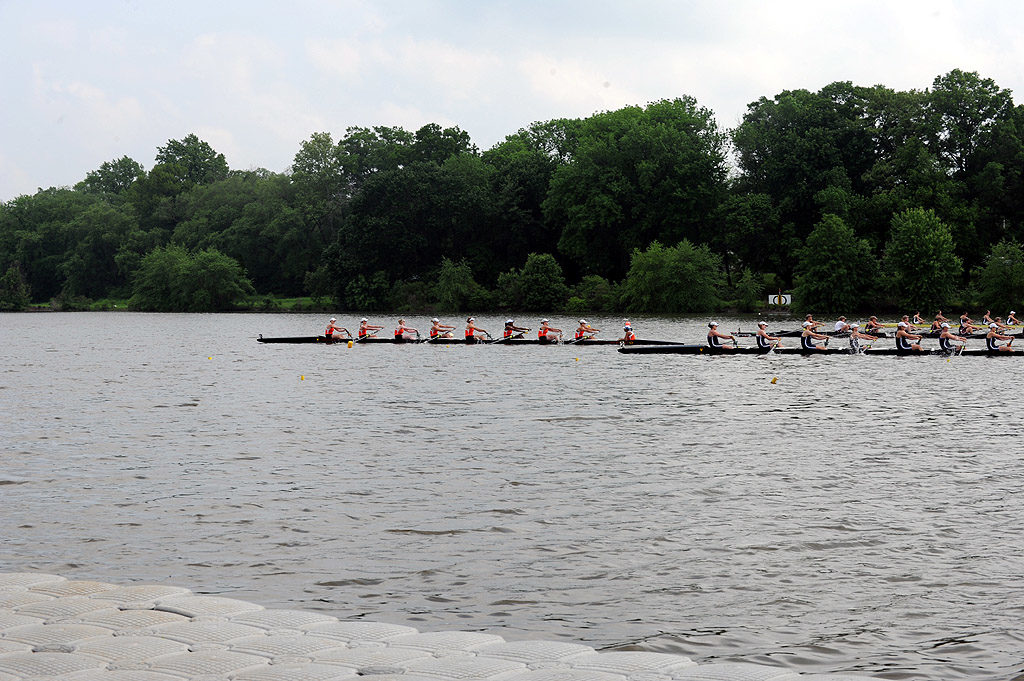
[3,0,1024,201]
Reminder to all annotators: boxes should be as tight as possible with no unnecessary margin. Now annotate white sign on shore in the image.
[768,293,792,305]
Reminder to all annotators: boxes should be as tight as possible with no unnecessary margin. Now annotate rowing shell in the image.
[617,343,1017,356]
[257,335,678,346]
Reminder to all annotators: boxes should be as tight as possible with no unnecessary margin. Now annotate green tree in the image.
[973,240,1024,312]
[155,134,229,185]
[544,98,729,280]
[792,214,876,312]
[434,257,488,312]
[75,156,144,198]
[0,263,31,310]
[495,253,569,311]
[61,203,142,299]
[882,208,962,309]
[619,240,724,313]
[129,245,253,311]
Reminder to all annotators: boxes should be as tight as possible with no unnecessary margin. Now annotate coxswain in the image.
[620,321,637,342]
[358,317,383,339]
[538,319,562,343]
[895,321,924,352]
[1008,310,1021,325]
[938,322,968,354]
[574,319,599,340]
[324,317,351,341]
[833,316,850,334]
[465,316,489,342]
[503,319,529,339]
[848,323,878,353]
[429,317,455,339]
[865,316,885,334]
[986,322,1015,352]
[707,322,736,350]
[800,320,829,351]
[754,320,781,351]
[394,318,419,342]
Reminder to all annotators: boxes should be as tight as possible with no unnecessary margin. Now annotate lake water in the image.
[2,312,1023,680]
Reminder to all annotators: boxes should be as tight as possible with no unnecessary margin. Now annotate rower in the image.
[1009,310,1021,325]
[983,309,995,325]
[358,317,383,339]
[935,310,949,324]
[503,319,529,339]
[895,321,924,352]
[803,314,823,331]
[800,320,829,351]
[538,319,562,343]
[707,322,736,350]
[429,317,455,339]
[394,318,419,342]
[994,316,1010,331]
[754,320,781,351]
[324,317,351,341]
[958,312,976,335]
[900,314,917,332]
[833,316,850,334]
[865,315,884,334]
[574,319,599,340]
[465,316,488,342]
[912,310,925,325]
[848,323,878,353]
[938,322,968,354]
[986,322,1015,353]
[620,321,637,342]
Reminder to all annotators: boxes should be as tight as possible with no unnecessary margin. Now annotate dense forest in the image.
[5,68,1024,314]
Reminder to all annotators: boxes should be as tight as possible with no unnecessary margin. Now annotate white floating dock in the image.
[0,573,879,680]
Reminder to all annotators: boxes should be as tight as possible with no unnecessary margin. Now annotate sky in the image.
[3,0,1024,201]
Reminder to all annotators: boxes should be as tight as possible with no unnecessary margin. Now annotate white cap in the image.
[579,319,587,324]
[541,318,549,323]
[330,317,336,322]
[851,323,859,328]
[360,317,368,322]
[468,316,475,321]
[431,317,439,322]
[941,322,950,328]
[708,322,719,328]
[758,320,768,326]
[802,321,811,327]
[990,322,998,328]
[1012,311,1016,315]
[506,319,514,324]
[897,321,907,327]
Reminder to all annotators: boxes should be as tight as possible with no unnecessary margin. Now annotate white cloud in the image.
[518,53,642,115]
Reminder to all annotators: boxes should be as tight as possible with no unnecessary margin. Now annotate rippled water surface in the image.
[2,312,1024,680]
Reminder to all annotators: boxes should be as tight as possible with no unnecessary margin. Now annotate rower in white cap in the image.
[754,320,782,351]
[938,322,968,354]
[503,319,530,339]
[538,319,562,343]
[848,323,878,353]
[707,321,736,350]
[358,317,383,339]
[1008,310,1021,325]
[895,319,924,352]
[574,319,599,341]
[465,316,489,342]
[800,320,829,351]
[324,317,351,340]
[986,322,1015,353]
[429,317,455,339]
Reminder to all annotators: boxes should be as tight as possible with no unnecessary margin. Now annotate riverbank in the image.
[0,572,879,680]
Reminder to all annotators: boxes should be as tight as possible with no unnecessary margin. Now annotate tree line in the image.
[4,68,1024,314]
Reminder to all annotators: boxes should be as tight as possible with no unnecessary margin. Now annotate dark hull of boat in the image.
[257,335,678,346]
[618,343,1019,356]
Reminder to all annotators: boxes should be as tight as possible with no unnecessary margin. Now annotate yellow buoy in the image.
[347,340,353,348]
[771,377,778,384]
[574,357,580,361]
[300,375,305,380]
[208,356,212,360]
